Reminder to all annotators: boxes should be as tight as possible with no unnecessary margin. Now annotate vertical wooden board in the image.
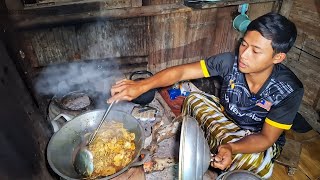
[210,6,238,55]
[77,18,147,59]
[148,13,189,72]
[289,0,320,38]
[247,2,274,20]
[131,0,142,7]
[316,93,320,111]
[302,78,320,107]
[148,6,238,73]
[20,33,40,68]
[294,31,307,50]
[279,0,293,18]
[23,17,148,66]
[186,8,219,60]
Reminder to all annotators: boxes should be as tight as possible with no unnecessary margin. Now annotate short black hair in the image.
[246,12,297,54]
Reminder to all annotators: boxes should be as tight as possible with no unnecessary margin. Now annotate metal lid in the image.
[179,115,211,180]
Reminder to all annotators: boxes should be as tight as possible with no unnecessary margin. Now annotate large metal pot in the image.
[47,109,145,179]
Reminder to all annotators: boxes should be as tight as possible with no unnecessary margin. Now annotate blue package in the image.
[168,88,181,100]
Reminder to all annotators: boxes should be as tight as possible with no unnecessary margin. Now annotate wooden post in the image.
[279,0,293,18]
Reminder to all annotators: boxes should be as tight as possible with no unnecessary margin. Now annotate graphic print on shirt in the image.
[220,58,295,130]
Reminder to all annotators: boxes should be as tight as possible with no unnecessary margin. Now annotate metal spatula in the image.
[73,101,115,177]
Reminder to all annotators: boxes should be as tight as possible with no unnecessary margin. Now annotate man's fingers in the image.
[115,79,128,84]
[110,84,129,96]
[107,91,132,103]
[214,155,222,162]
[112,79,135,89]
[212,161,226,170]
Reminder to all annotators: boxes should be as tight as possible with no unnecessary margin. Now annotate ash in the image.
[133,92,182,180]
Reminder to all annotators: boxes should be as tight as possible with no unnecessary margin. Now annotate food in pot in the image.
[60,92,91,110]
[88,121,136,178]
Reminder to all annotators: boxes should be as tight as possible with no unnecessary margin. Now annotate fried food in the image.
[88,121,136,178]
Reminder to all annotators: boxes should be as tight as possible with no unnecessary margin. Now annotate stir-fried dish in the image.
[88,121,136,178]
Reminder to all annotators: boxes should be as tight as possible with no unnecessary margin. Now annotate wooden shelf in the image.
[8,0,278,29]
[184,0,277,9]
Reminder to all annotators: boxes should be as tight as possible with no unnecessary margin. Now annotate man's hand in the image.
[211,144,233,170]
[107,79,145,103]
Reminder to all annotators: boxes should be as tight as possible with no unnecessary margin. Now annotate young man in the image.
[107,12,303,178]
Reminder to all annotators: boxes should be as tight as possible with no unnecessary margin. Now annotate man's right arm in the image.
[107,61,204,103]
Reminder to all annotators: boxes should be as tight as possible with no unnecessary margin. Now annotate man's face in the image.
[238,31,276,74]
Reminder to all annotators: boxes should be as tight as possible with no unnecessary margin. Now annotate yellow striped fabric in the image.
[182,92,282,179]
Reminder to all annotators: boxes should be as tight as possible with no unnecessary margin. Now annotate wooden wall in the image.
[277,0,320,131]
[147,7,238,73]
[15,1,240,84]
[283,0,320,112]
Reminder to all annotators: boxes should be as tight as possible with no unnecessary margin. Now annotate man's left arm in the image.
[212,123,283,170]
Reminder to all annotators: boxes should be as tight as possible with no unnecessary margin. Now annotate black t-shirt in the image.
[200,52,304,146]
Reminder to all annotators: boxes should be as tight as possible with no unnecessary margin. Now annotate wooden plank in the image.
[279,0,293,18]
[10,0,278,29]
[247,1,274,20]
[148,6,238,73]
[302,38,320,59]
[10,3,192,29]
[271,163,310,180]
[132,0,142,7]
[26,0,134,9]
[148,12,190,72]
[298,52,320,75]
[288,0,320,38]
[293,31,307,50]
[22,17,148,67]
[142,0,182,5]
[184,0,277,9]
[275,139,302,168]
[298,136,320,179]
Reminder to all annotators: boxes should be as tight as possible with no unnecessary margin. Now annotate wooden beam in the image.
[184,0,277,9]
[9,0,278,29]
[10,4,192,29]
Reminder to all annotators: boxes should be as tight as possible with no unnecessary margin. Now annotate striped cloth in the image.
[182,92,282,179]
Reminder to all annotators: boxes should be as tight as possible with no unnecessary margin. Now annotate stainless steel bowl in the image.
[47,109,145,179]
[216,170,262,180]
[179,115,211,180]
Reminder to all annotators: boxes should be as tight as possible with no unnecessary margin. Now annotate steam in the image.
[35,59,124,108]
[34,20,137,111]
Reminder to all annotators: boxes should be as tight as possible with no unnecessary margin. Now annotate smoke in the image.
[34,20,137,110]
[35,59,124,108]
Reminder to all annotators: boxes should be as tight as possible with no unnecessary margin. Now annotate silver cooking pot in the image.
[47,109,146,179]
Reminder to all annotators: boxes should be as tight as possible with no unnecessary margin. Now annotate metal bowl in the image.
[47,110,145,180]
[216,170,262,180]
[179,115,211,180]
